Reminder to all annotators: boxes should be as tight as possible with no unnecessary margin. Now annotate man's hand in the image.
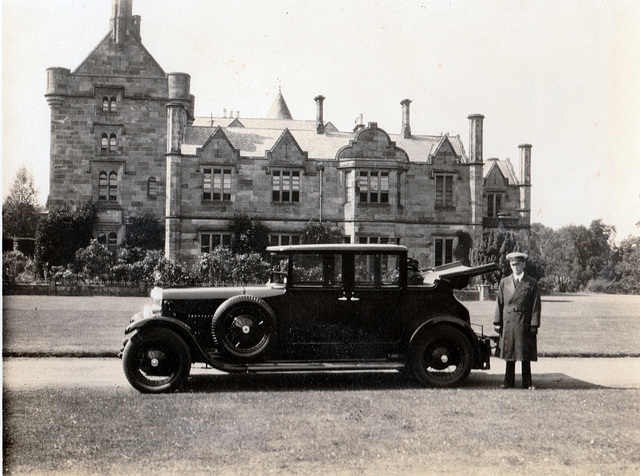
[530,327,538,335]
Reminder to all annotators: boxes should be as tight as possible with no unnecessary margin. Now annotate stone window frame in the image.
[147,177,158,198]
[94,123,124,156]
[434,237,455,267]
[94,86,123,115]
[202,167,233,202]
[270,234,301,247]
[271,168,301,203]
[97,232,118,252]
[434,173,455,210]
[357,170,390,204]
[200,232,232,254]
[487,192,503,218]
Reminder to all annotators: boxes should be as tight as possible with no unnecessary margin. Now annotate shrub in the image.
[232,252,270,284]
[75,240,114,282]
[3,251,30,284]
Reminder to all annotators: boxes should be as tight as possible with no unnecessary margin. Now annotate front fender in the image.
[125,315,193,335]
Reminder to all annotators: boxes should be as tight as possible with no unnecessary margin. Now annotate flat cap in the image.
[506,252,528,261]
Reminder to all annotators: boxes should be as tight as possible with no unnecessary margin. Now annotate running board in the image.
[207,359,406,373]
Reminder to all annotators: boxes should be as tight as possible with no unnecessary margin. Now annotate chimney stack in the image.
[315,95,325,134]
[467,114,485,163]
[110,0,139,46]
[400,99,412,138]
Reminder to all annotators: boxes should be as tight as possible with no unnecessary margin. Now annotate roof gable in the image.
[267,129,308,166]
[337,123,409,164]
[430,135,461,165]
[197,127,239,163]
[73,31,165,77]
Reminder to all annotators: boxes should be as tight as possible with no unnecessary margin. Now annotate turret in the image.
[45,67,70,108]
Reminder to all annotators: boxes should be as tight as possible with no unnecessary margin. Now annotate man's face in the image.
[510,259,525,274]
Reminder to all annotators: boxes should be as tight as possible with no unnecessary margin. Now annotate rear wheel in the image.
[411,326,472,388]
[122,328,191,393]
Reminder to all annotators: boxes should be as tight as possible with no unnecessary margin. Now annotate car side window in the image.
[354,253,400,287]
[291,253,342,287]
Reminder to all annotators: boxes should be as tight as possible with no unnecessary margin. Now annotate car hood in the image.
[160,284,286,301]
[423,261,498,288]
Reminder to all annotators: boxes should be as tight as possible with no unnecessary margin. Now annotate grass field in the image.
[4,383,639,475]
[3,293,640,356]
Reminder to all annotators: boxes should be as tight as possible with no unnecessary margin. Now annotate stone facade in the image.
[46,0,532,268]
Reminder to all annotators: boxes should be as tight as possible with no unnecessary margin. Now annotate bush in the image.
[232,252,271,284]
[75,240,114,282]
[3,251,30,284]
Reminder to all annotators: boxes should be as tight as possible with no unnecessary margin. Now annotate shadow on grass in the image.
[183,369,608,393]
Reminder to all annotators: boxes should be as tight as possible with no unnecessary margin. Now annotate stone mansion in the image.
[45,0,532,268]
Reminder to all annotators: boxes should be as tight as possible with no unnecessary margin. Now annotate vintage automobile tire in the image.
[211,295,277,360]
[411,326,473,388]
[122,327,191,393]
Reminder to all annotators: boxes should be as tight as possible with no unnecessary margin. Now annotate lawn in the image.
[3,383,639,475]
[3,293,640,356]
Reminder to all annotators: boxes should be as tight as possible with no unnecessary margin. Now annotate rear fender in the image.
[409,316,485,367]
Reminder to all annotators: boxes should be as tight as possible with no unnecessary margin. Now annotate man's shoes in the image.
[500,384,514,389]
[524,385,536,390]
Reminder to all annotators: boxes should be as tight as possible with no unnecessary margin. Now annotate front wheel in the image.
[122,328,191,393]
[411,326,473,388]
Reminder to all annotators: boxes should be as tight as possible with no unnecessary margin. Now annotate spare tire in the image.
[211,295,277,360]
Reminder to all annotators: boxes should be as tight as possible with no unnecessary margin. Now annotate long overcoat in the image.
[493,274,541,361]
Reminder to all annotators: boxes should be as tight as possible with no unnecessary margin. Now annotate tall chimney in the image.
[315,95,325,135]
[400,99,412,138]
[518,144,532,225]
[111,0,137,46]
[467,114,485,163]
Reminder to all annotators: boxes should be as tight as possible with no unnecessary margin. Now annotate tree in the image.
[2,166,42,238]
[123,213,164,250]
[302,220,344,244]
[611,235,640,294]
[34,203,97,273]
[230,215,270,255]
[469,230,520,284]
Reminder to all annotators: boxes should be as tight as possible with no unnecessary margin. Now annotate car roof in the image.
[267,244,408,253]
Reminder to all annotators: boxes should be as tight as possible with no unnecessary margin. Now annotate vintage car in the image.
[120,244,497,393]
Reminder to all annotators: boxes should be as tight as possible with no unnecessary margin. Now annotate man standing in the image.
[493,252,541,389]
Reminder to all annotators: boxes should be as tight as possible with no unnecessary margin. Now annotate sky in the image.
[2,0,640,241]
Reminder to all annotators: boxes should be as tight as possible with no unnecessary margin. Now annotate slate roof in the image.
[483,158,520,184]
[183,92,470,162]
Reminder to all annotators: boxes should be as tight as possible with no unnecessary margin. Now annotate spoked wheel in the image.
[411,326,472,388]
[122,328,191,393]
[211,295,276,360]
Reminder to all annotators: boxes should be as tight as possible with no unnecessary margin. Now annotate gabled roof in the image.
[72,31,165,77]
[483,158,519,184]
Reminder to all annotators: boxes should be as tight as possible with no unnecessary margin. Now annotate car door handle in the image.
[338,296,349,301]
[350,296,360,301]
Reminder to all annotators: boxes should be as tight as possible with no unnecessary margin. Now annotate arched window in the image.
[102,97,109,112]
[97,233,107,245]
[99,172,108,200]
[110,97,117,111]
[148,177,157,197]
[108,232,118,251]
[108,172,118,201]
[101,133,108,151]
[109,133,117,152]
